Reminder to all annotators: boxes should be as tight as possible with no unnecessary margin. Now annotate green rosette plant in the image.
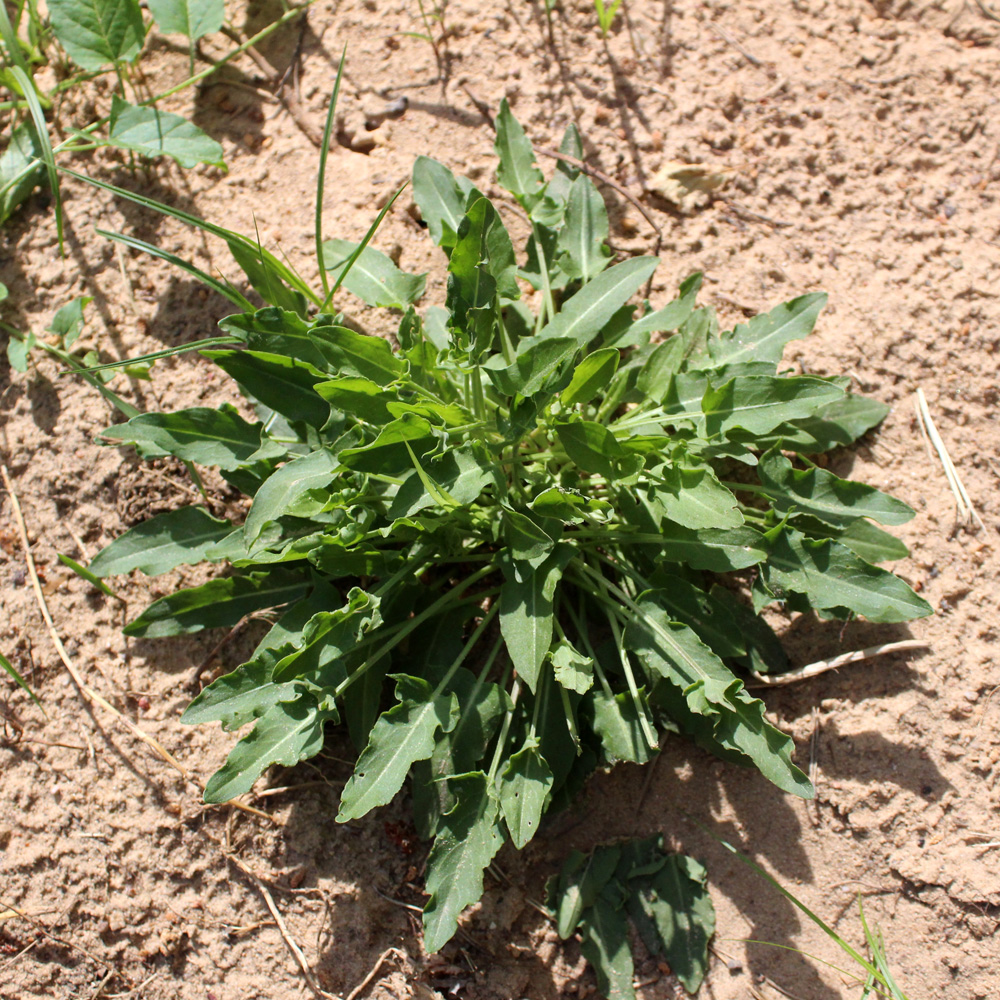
[86,98,931,967]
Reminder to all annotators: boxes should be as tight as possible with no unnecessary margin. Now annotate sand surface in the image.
[2,1,999,997]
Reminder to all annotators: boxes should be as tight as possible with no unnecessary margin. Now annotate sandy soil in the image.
[2,1,1000,998]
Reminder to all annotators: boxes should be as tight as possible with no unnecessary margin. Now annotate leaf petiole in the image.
[333,566,498,698]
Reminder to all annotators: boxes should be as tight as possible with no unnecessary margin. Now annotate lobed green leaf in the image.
[337,674,459,822]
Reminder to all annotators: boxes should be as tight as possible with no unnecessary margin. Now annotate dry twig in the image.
[535,145,664,241]
[708,23,764,67]
[218,24,323,147]
[914,388,985,531]
[748,639,928,688]
[249,874,340,1000]
[808,707,821,828]
[345,947,403,1000]
[0,464,270,822]
[0,897,117,978]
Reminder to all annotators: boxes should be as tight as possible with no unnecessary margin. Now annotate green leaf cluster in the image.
[548,836,715,996]
[88,102,930,963]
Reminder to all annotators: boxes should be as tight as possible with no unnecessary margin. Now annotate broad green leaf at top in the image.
[47,0,145,70]
[147,0,224,40]
[412,156,467,248]
[494,98,544,209]
[530,257,659,349]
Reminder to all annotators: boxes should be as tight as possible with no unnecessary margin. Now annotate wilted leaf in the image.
[646,161,729,213]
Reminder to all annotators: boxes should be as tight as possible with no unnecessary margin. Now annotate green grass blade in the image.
[95,228,254,311]
[734,939,862,986]
[315,45,346,300]
[57,553,122,600]
[0,651,46,715]
[687,816,882,982]
[858,897,909,1000]
[60,336,242,375]
[33,338,141,419]
[64,169,320,306]
[320,182,408,313]
[0,3,33,78]
[11,65,62,254]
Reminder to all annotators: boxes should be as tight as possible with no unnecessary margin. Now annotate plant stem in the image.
[334,565,497,698]
[588,561,658,747]
[552,615,583,750]
[472,367,487,422]
[531,225,557,334]
[720,480,771,497]
[487,679,521,783]
[497,297,515,365]
[431,602,499,700]
[591,548,654,594]
[563,598,614,699]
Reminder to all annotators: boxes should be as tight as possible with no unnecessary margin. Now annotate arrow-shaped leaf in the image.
[532,257,659,348]
[100,403,266,469]
[709,292,826,367]
[203,695,335,802]
[337,674,459,822]
[422,771,505,953]
[322,239,426,309]
[125,569,310,638]
[764,528,932,622]
[758,449,915,526]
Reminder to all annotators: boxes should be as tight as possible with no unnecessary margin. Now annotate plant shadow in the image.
[266,616,936,998]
